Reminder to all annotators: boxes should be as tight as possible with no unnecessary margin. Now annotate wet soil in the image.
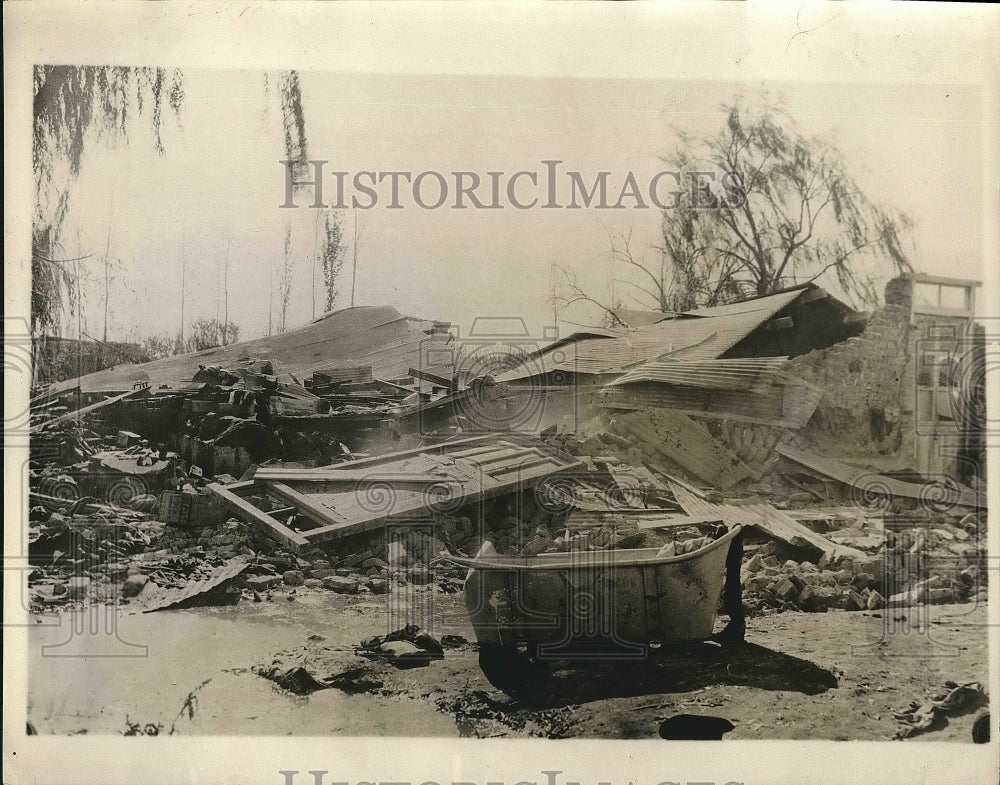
[27,590,989,740]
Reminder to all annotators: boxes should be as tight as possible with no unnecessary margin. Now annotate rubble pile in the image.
[736,509,986,614]
[25,402,988,624]
[25,278,988,627]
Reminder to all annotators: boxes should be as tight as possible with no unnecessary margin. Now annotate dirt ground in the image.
[26,589,990,741]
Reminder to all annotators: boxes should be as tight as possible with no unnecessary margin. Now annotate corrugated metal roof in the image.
[498,288,809,381]
[607,357,790,391]
[608,307,687,327]
[598,380,823,429]
[681,287,807,318]
[48,306,455,394]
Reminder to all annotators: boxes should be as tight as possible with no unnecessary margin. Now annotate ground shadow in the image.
[503,641,838,707]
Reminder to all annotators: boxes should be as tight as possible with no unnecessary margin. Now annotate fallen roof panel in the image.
[45,306,455,395]
[498,287,814,381]
[606,357,791,391]
[776,444,986,509]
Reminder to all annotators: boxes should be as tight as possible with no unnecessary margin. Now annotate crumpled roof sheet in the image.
[608,307,683,327]
[47,306,455,394]
[499,287,808,381]
[680,289,804,318]
[139,556,250,613]
[606,357,791,392]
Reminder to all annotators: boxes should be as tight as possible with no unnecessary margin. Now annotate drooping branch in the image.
[661,96,912,308]
[31,65,184,332]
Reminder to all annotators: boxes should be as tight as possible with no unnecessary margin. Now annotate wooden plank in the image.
[321,434,497,470]
[291,460,580,544]
[487,454,574,477]
[371,378,417,395]
[31,385,80,408]
[647,463,708,499]
[785,507,871,523]
[206,482,310,551]
[221,480,257,495]
[599,384,821,430]
[249,435,499,481]
[776,444,985,509]
[667,483,749,524]
[444,444,514,459]
[635,514,726,530]
[249,436,582,544]
[666,481,864,560]
[293,476,511,543]
[312,365,373,385]
[447,446,523,468]
[743,503,864,561]
[564,508,692,524]
[612,410,755,490]
[253,469,446,484]
[266,482,353,527]
[33,386,148,432]
[408,366,456,390]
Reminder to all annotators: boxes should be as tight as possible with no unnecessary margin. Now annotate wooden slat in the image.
[667,481,864,560]
[776,444,985,509]
[31,385,80,408]
[221,480,257,495]
[447,447,523,468]
[32,386,148,432]
[785,507,871,523]
[248,435,582,544]
[487,454,566,478]
[635,514,727,530]
[267,482,353,527]
[408,366,455,390]
[743,503,864,560]
[433,443,502,459]
[253,469,446,484]
[599,383,821,430]
[319,434,497,470]
[612,410,754,490]
[293,476,511,543]
[647,463,708,499]
[370,378,416,396]
[206,482,310,551]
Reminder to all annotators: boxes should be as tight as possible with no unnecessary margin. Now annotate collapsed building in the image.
[26,273,987,635]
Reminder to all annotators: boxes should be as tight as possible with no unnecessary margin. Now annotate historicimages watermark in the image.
[279,160,746,211]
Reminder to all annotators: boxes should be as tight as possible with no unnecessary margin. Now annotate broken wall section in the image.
[700,280,913,470]
[787,292,912,461]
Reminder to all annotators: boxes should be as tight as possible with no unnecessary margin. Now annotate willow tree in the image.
[661,99,913,309]
[32,65,184,333]
[33,66,311,337]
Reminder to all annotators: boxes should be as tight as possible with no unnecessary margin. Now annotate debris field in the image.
[25,274,990,740]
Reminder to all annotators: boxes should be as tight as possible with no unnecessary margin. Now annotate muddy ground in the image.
[27,590,989,741]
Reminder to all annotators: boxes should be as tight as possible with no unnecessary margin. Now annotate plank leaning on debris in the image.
[32,386,149,432]
[776,444,985,509]
[667,481,865,561]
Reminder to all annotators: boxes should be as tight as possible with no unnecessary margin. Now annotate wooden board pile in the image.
[208,434,584,552]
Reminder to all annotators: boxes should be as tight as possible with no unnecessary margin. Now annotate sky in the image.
[53,71,985,347]
[5,7,1000,785]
